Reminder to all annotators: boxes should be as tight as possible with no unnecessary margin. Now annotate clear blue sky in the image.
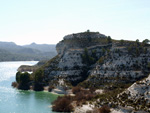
[0,0,150,45]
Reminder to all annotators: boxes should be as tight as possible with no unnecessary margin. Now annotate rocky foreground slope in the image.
[117,74,150,111]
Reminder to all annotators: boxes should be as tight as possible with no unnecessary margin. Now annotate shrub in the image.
[85,93,94,100]
[16,72,30,84]
[98,105,110,113]
[11,82,18,88]
[33,82,44,91]
[15,72,30,90]
[75,89,95,102]
[89,87,96,93]
[16,71,21,83]
[18,83,30,90]
[48,85,54,92]
[34,69,44,83]
[75,92,85,101]
[98,57,104,64]
[52,96,73,112]
[72,86,81,94]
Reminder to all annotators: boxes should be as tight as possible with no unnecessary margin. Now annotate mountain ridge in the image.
[0,41,56,61]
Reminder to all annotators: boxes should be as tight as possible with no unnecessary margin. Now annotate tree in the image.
[142,39,150,46]
[34,69,44,83]
[136,48,140,57]
[20,72,30,84]
[102,48,106,54]
[120,39,124,46]
[98,56,104,64]
[136,39,139,43]
[82,48,90,65]
[144,48,148,54]
[87,29,90,32]
[33,69,44,91]
[148,62,150,70]
[15,72,30,90]
[136,39,140,46]
[16,72,30,84]
[16,71,21,83]
[81,48,97,65]
[107,36,112,44]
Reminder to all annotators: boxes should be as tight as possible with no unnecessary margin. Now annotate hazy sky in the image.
[0,0,150,45]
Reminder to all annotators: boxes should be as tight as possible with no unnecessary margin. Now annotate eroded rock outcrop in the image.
[117,74,150,111]
[56,31,108,56]
[41,31,150,88]
[44,31,111,85]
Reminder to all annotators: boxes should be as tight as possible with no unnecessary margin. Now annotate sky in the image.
[0,0,150,45]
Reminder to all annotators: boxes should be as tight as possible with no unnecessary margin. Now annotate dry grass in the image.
[98,105,111,113]
[72,86,82,94]
[52,95,73,112]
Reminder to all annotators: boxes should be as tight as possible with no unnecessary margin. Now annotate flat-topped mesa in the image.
[64,31,106,39]
[56,31,108,55]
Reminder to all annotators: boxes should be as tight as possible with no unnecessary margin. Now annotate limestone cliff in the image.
[82,46,150,88]
[56,31,108,55]
[30,31,150,112]
[117,74,150,111]
[40,31,150,88]
[43,31,111,85]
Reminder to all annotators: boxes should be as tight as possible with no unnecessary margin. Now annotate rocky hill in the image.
[40,31,150,87]
[17,31,150,112]
[43,31,112,85]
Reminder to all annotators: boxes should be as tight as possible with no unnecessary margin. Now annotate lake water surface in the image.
[0,61,58,113]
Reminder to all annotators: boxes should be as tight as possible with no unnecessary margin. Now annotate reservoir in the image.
[0,61,58,113]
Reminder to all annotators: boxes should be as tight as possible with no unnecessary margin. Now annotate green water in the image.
[0,61,58,113]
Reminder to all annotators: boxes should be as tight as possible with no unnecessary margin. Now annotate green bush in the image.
[34,69,44,83]
[15,72,30,90]
[33,82,44,91]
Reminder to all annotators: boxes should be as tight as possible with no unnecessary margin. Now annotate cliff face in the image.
[31,31,150,112]
[44,31,111,85]
[117,74,150,111]
[42,31,150,87]
[85,47,150,87]
[56,32,108,55]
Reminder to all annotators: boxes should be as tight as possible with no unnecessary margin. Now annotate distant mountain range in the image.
[0,41,56,61]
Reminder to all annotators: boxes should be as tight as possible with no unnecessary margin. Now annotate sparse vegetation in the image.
[98,105,111,113]
[11,82,18,88]
[72,86,82,94]
[52,96,73,112]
